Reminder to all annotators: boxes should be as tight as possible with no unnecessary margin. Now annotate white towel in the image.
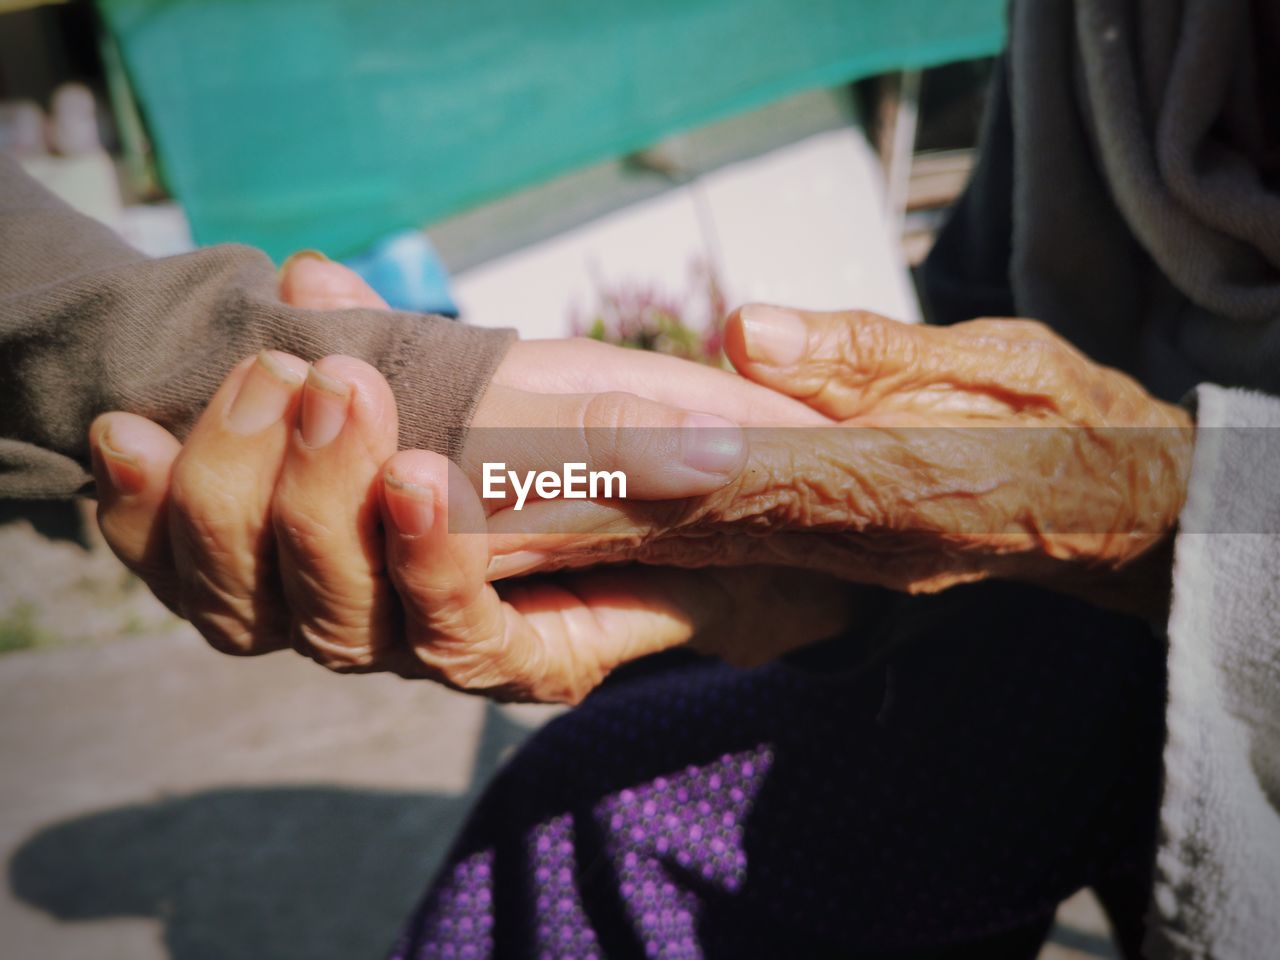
[1151,386,1280,959]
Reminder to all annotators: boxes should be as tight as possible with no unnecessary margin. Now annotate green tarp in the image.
[98,0,1006,260]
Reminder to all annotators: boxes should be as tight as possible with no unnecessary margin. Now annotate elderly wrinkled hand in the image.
[492,305,1193,619]
[89,354,850,702]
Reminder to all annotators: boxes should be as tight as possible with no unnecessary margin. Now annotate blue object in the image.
[341,230,459,318]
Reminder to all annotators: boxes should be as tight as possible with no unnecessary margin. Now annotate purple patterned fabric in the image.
[395,748,772,960]
[390,582,1166,960]
[408,851,496,959]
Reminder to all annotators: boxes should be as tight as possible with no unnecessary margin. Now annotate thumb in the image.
[462,384,746,508]
[89,412,184,611]
[724,303,927,420]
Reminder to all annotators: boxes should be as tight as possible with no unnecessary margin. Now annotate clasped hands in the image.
[89,257,1193,703]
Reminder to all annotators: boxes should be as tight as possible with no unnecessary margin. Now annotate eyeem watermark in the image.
[482,462,627,511]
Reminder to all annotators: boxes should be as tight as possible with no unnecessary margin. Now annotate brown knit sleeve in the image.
[0,154,515,499]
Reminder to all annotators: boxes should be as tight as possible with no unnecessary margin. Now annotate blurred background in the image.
[0,1,1117,957]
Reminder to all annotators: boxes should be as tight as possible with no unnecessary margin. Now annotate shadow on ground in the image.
[8,704,531,960]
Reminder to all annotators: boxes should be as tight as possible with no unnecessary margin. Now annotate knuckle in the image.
[581,391,650,472]
[293,621,378,671]
[406,620,591,705]
[407,619,522,692]
[393,557,473,613]
[410,642,491,691]
[843,312,908,378]
[188,607,266,657]
[176,558,285,652]
[582,391,644,431]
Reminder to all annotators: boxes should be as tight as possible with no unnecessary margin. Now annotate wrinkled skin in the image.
[487,306,1193,621]
[87,257,849,703]
[90,260,1191,703]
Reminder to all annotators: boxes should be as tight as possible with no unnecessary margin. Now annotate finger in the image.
[271,355,401,671]
[723,304,936,419]
[463,384,747,507]
[278,251,389,311]
[168,351,309,655]
[381,451,543,694]
[492,337,830,426]
[380,451,714,703]
[89,412,183,609]
[725,305,1086,420]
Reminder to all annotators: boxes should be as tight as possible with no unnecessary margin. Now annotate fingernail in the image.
[740,304,806,366]
[226,352,305,435]
[279,249,329,275]
[486,550,548,581]
[384,473,435,538]
[681,413,745,475]
[97,426,146,496]
[299,366,350,448]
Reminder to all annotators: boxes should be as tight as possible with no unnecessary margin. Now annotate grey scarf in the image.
[923,0,1280,402]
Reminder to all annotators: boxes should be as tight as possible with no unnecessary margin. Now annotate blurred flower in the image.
[571,257,730,366]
